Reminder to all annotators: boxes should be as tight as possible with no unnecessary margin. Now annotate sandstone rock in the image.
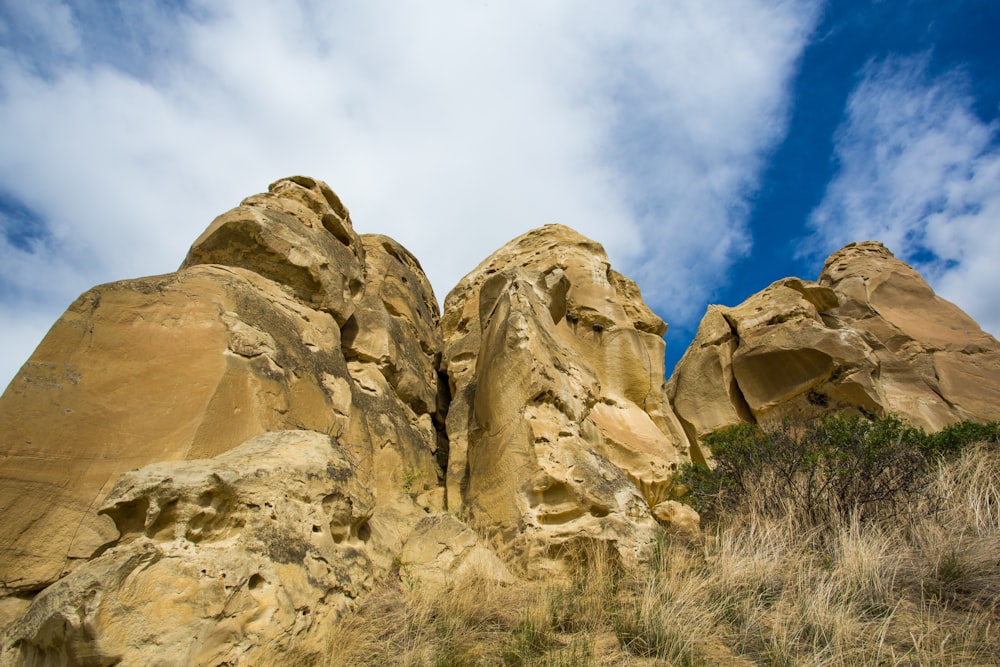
[335,233,448,570]
[818,242,1000,425]
[669,242,1000,444]
[0,430,373,667]
[181,175,364,325]
[440,224,691,574]
[0,177,444,597]
[399,513,513,590]
[0,265,347,595]
[651,500,702,539]
[10,173,1000,665]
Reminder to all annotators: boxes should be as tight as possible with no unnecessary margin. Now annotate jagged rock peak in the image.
[441,223,694,575]
[668,239,1000,446]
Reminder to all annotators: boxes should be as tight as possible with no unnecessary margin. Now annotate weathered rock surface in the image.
[0,176,443,598]
[669,242,1000,443]
[440,225,692,574]
[4,174,1000,666]
[0,430,373,667]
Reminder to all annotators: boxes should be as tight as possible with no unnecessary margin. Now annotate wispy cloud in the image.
[0,0,818,390]
[806,54,1000,337]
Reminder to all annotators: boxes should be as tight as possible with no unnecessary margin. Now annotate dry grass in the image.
[327,445,1000,666]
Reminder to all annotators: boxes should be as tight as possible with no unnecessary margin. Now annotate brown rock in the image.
[669,241,1000,444]
[0,177,445,597]
[182,175,364,325]
[399,513,513,590]
[819,242,1000,425]
[440,225,691,574]
[0,265,347,595]
[0,430,374,666]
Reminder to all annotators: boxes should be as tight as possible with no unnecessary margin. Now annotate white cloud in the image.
[0,0,818,390]
[0,0,81,58]
[806,54,1000,338]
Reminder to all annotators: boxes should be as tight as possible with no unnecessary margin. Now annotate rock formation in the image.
[0,177,444,641]
[2,431,373,666]
[669,241,1000,443]
[440,225,692,574]
[2,177,999,664]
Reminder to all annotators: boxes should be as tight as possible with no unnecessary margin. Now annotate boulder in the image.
[0,177,445,597]
[0,430,373,667]
[181,175,364,325]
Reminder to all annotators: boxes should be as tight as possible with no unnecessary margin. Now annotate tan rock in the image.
[399,513,513,590]
[440,225,692,574]
[0,177,445,597]
[181,175,365,325]
[670,241,1000,446]
[0,430,374,667]
[818,242,1000,424]
[666,306,750,461]
[0,265,346,595]
[651,500,701,539]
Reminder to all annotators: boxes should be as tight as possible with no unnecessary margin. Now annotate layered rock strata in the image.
[669,241,1000,443]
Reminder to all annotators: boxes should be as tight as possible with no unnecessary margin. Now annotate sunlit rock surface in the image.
[3,177,999,665]
[440,224,692,574]
[669,241,1000,444]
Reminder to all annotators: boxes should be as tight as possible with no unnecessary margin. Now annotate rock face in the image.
[2,431,373,666]
[669,241,1000,443]
[0,176,444,598]
[440,225,691,573]
[3,176,1000,665]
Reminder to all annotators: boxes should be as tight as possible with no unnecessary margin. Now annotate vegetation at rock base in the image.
[326,418,1000,665]
[678,415,1000,526]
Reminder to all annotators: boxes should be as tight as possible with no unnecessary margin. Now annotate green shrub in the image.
[679,416,998,527]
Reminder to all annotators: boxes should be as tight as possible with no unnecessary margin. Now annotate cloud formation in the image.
[807,54,1000,336]
[0,0,818,390]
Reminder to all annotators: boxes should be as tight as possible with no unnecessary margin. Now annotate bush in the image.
[679,415,998,527]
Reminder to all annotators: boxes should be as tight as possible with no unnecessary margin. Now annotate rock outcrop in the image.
[3,176,999,665]
[2,431,373,666]
[440,225,691,574]
[0,176,444,598]
[669,241,1000,443]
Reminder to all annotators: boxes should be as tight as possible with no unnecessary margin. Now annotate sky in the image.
[1,0,998,393]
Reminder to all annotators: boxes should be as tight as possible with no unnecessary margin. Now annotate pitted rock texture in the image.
[0,430,372,667]
[440,224,691,574]
[182,175,364,325]
[0,177,444,597]
[668,242,1000,445]
[4,176,1000,666]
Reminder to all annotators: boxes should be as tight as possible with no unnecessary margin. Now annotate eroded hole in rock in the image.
[349,278,364,298]
[340,315,359,357]
[322,213,354,247]
[356,521,371,542]
[247,573,266,590]
[807,389,830,407]
[146,499,180,541]
[538,507,586,525]
[104,497,150,538]
[590,504,611,518]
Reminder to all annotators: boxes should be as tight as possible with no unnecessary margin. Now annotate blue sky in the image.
[1,0,998,391]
